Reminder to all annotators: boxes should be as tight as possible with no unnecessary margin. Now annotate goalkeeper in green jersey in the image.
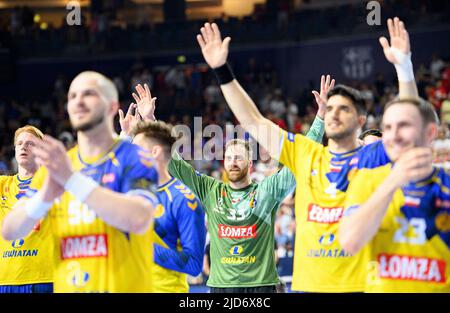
[120,81,329,293]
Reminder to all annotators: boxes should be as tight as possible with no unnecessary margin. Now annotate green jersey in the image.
[168,117,324,287]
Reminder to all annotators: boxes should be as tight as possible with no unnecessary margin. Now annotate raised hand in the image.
[379,17,411,65]
[119,102,141,137]
[197,23,231,69]
[133,83,156,122]
[390,147,433,188]
[312,74,335,119]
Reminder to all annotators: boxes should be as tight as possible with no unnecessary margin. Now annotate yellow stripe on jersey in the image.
[0,175,54,285]
[278,130,370,292]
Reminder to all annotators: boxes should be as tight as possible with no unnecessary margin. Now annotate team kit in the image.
[0,17,448,293]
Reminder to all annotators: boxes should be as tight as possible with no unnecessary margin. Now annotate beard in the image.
[225,165,249,183]
[72,111,105,132]
[326,121,358,141]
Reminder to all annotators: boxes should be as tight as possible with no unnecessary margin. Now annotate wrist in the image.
[24,191,52,220]
[64,172,99,203]
[391,48,414,82]
[213,62,235,85]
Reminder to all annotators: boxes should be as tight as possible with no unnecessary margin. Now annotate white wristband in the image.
[64,172,99,202]
[391,47,414,82]
[24,192,52,220]
[119,131,133,142]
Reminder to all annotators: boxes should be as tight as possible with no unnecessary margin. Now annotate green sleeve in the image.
[259,166,296,203]
[305,115,325,144]
[168,152,217,202]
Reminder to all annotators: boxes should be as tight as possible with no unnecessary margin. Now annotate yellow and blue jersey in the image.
[152,177,206,293]
[27,139,159,292]
[278,130,370,292]
[344,141,450,292]
[0,175,53,287]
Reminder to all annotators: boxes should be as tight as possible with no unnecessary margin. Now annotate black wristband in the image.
[213,63,235,85]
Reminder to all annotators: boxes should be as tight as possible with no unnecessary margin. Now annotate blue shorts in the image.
[0,283,53,293]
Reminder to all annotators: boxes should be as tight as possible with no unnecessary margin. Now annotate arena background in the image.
[0,0,449,293]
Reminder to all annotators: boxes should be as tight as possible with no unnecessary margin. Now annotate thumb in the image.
[379,37,390,50]
[312,90,321,103]
[222,37,231,51]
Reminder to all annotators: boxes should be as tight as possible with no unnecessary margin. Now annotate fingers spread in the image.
[144,83,152,98]
[211,23,222,41]
[197,34,206,49]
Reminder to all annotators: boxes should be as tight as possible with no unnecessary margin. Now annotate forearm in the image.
[399,81,418,99]
[2,200,41,240]
[153,244,203,276]
[85,187,154,234]
[305,115,325,143]
[339,176,399,254]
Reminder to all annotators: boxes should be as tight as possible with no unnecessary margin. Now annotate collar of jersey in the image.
[157,176,176,190]
[328,145,362,158]
[16,174,33,182]
[77,138,122,166]
[227,181,255,192]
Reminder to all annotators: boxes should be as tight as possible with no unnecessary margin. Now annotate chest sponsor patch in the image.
[307,204,343,224]
[61,234,108,260]
[218,224,256,239]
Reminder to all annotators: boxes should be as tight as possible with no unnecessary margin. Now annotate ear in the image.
[152,145,163,160]
[110,101,119,116]
[425,123,438,145]
[248,159,253,169]
[358,115,367,128]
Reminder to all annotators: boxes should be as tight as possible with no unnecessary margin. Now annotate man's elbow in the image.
[338,226,363,255]
[129,203,154,234]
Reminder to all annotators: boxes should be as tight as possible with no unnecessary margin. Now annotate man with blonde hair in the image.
[2,71,160,292]
[0,125,53,293]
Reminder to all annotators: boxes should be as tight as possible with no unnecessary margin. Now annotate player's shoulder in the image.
[170,178,199,200]
[116,140,156,169]
[350,140,390,170]
[0,174,14,184]
[435,167,450,190]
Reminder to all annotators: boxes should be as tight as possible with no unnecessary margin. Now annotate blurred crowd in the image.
[0,0,449,58]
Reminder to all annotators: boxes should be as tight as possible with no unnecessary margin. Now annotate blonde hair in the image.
[71,71,118,103]
[14,125,44,146]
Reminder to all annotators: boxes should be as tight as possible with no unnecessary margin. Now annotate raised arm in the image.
[197,23,282,159]
[379,17,418,99]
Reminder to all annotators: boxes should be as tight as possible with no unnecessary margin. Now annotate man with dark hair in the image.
[339,96,450,292]
[359,129,383,146]
[196,17,418,292]
[130,118,207,293]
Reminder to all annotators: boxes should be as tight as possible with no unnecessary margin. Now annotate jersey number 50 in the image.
[68,201,96,225]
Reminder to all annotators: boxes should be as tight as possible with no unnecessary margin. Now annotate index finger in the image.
[211,23,222,42]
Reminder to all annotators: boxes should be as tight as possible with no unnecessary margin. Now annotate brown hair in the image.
[133,121,176,158]
[14,125,44,146]
[225,139,253,159]
[384,97,439,126]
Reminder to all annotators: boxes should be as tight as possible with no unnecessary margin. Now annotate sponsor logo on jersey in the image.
[229,245,243,255]
[287,132,295,142]
[404,196,421,208]
[435,212,450,232]
[101,173,116,184]
[378,254,446,283]
[436,199,450,209]
[221,256,256,264]
[12,238,24,248]
[318,233,335,246]
[218,224,256,239]
[153,204,165,219]
[307,249,351,258]
[307,204,343,224]
[61,234,108,260]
